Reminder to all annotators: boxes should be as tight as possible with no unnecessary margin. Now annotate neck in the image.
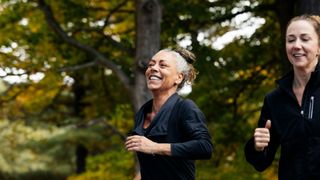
[152,90,176,113]
[293,68,314,88]
[293,74,309,88]
[293,60,318,88]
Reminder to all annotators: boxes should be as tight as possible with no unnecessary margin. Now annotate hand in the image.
[254,120,271,152]
[125,135,157,155]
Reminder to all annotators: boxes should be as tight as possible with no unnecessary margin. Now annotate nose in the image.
[146,64,158,75]
[150,64,159,72]
[292,39,302,50]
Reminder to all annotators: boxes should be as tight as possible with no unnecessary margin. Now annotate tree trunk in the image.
[296,0,320,15]
[134,0,162,112]
[274,0,295,72]
[133,0,162,175]
[76,144,88,174]
[72,74,88,174]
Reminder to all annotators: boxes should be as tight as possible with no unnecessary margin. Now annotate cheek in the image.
[285,45,292,55]
[145,68,150,76]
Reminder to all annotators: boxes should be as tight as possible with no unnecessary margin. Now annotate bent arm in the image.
[244,96,279,171]
[171,100,213,159]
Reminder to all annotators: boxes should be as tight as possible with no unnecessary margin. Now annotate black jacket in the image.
[132,93,213,180]
[245,65,320,180]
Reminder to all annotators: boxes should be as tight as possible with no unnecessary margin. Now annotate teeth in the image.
[150,75,161,80]
[293,53,304,57]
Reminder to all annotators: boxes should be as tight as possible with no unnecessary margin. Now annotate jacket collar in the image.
[276,62,320,92]
[133,93,181,136]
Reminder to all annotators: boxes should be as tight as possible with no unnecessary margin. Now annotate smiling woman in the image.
[125,48,213,180]
[245,15,320,180]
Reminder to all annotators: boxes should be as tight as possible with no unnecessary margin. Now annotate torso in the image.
[143,112,156,128]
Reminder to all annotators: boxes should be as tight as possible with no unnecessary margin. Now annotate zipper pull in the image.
[308,96,314,119]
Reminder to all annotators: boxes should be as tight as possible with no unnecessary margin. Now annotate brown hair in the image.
[287,15,320,44]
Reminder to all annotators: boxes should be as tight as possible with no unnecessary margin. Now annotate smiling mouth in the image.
[293,53,305,57]
[149,75,162,80]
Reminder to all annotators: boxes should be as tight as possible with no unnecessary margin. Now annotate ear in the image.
[174,73,184,85]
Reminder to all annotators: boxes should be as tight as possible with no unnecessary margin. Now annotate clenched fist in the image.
[254,120,271,152]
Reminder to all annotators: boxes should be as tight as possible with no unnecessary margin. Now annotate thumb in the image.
[265,120,271,129]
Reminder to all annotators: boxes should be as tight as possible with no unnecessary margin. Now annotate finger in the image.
[126,141,138,151]
[265,120,271,129]
[126,135,139,140]
[255,142,269,148]
[254,129,270,136]
[254,137,270,143]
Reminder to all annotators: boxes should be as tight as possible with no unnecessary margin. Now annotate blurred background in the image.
[0,0,319,179]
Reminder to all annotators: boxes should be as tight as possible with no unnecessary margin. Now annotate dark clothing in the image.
[132,93,213,180]
[245,65,320,180]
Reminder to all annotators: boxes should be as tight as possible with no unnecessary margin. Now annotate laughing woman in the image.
[125,48,213,180]
[245,15,320,180]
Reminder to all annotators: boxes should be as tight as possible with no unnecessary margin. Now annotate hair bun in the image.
[174,48,196,64]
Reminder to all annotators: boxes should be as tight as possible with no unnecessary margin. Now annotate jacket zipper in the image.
[308,96,314,119]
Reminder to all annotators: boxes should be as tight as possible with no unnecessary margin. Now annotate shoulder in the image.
[136,99,153,116]
[177,98,203,115]
[178,98,197,108]
[265,88,282,99]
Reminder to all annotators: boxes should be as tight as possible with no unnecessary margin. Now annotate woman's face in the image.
[286,20,320,70]
[145,50,183,93]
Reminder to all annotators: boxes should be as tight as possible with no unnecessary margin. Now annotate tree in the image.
[1,0,320,179]
[37,0,161,174]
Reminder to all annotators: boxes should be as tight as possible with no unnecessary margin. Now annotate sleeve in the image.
[244,95,280,171]
[171,99,213,159]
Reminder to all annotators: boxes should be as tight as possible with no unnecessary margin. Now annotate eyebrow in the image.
[287,33,310,37]
[149,59,169,62]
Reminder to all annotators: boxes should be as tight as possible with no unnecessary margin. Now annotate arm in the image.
[126,100,213,159]
[244,96,280,171]
[171,99,213,159]
[125,135,171,156]
[125,99,212,158]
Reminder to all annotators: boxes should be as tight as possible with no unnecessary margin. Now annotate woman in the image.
[125,48,213,180]
[245,15,320,179]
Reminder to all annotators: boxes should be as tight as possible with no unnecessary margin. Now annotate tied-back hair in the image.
[287,14,320,44]
[167,48,199,90]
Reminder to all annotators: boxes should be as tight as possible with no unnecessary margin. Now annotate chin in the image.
[147,85,160,91]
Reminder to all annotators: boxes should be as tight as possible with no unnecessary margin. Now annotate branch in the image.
[70,26,134,56]
[210,4,275,24]
[58,61,98,72]
[104,0,130,28]
[37,0,132,92]
[37,84,67,117]
[76,116,126,141]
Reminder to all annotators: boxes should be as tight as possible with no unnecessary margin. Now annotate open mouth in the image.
[149,75,162,80]
[292,53,305,57]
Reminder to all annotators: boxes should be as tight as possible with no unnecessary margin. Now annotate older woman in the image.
[245,15,320,179]
[125,48,213,179]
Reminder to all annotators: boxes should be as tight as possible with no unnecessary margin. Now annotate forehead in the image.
[152,50,176,62]
[286,20,317,36]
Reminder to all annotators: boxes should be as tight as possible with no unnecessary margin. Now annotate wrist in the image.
[151,143,158,156]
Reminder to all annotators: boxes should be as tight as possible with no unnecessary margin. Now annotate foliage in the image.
[0,119,71,179]
[68,149,135,180]
[0,0,314,179]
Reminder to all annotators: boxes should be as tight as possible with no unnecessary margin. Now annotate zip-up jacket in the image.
[132,93,213,180]
[245,65,320,180]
